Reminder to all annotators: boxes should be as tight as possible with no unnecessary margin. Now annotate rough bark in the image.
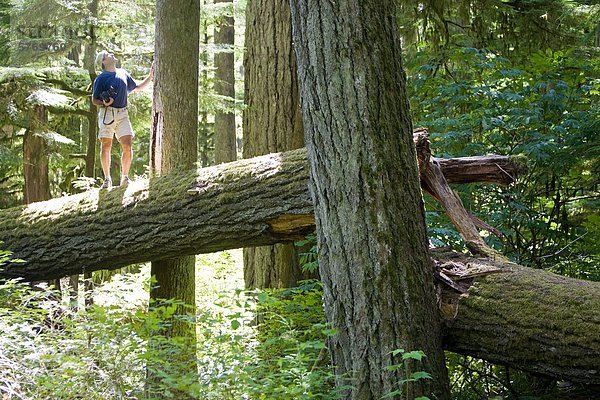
[23,106,50,205]
[150,0,200,338]
[0,148,517,281]
[436,250,600,385]
[0,150,313,280]
[214,0,237,164]
[289,1,450,398]
[243,0,306,290]
[81,0,98,306]
[243,0,304,156]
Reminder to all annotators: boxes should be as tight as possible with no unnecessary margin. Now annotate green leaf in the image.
[410,371,432,381]
[390,348,405,357]
[402,350,426,361]
[380,390,403,399]
[257,291,268,303]
[230,319,240,330]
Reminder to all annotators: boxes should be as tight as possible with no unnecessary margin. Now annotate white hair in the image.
[95,50,109,71]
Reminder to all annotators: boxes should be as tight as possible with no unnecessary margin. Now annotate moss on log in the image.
[436,250,600,384]
[0,148,518,281]
[0,150,314,281]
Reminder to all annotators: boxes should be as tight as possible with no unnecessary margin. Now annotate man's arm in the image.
[133,62,155,93]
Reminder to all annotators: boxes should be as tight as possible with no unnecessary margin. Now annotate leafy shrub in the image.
[407,46,600,279]
[0,253,337,400]
[247,280,337,399]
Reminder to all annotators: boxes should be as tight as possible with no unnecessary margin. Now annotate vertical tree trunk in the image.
[290,2,450,399]
[150,0,200,338]
[23,106,51,204]
[81,0,99,307]
[213,0,236,164]
[242,0,306,289]
[146,1,200,395]
[23,105,57,290]
[64,22,83,310]
[198,10,211,167]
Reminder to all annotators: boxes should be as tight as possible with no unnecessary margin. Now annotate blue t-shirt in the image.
[92,68,137,109]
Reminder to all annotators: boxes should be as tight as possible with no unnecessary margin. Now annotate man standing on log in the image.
[92,51,154,189]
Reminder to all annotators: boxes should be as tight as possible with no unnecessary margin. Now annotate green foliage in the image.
[0,253,338,400]
[249,281,337,399]
[0,280,143,399]
[397,0,599,63]
[407,44,600,278]
[0,274,213,399]
[394,1,599,279]
[445,353,598,399]
[296,233,319,273]
[382,349,432,400]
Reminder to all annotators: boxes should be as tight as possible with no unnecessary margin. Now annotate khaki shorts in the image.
[97,107,135,140]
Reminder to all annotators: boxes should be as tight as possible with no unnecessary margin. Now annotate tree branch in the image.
[44,79,90,97]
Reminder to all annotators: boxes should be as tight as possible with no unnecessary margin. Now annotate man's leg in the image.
[100,137,113,188]
[118,134,133,186]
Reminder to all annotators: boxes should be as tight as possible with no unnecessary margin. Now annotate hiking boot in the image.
[120,176,131,187]
[100,179,112,189]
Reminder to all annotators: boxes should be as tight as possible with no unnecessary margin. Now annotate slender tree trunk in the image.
[83,0,98,180]
[81,0,98,307]
[198,0,211,166]
[150,0,200,337]
[64,23,83,310]
[214,0,236,163]
[290,2,450,398]
[243,0,306,289]
[23,106,51,204]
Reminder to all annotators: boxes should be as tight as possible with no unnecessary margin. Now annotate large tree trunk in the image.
[243,0,306,289]
[146,0,200,396]
[0,150,598,384]
[214,0,236,164]
[150,0,200,338]
[289,2,450,398]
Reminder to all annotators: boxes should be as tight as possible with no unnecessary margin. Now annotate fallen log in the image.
[413,128,523,186]
[437,250,600,385]
[1,148,597,384]
[0,147,519,281]
[0,150,314,280]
